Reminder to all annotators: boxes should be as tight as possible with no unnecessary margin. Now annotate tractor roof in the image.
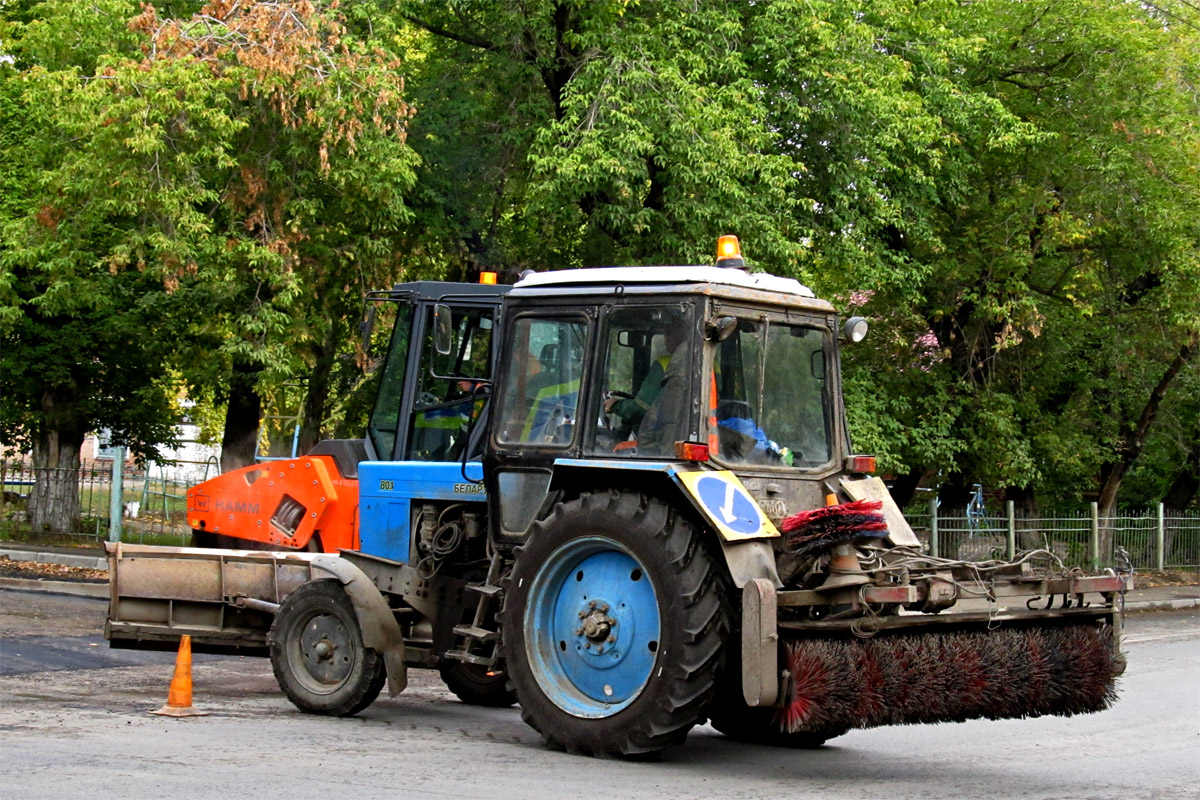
[510,266,835,312]
[514,266,816,298]
[378,280,510,302]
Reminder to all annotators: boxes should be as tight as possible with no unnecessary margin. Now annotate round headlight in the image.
[843,316,869,343]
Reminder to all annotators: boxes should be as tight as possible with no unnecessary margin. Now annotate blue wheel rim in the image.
[524,536,660,718]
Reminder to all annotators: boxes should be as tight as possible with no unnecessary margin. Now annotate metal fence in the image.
[3,458,1198,570]
[905,502,1200,571]
[0,459,204,547]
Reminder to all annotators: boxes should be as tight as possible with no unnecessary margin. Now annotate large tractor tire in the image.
[268,579,386,717]
[501,491,729,757]
[439,661,517,708]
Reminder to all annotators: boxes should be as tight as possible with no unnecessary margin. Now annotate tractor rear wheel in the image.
[708,702,845,748]
[501,491,728,757]
[439,661,517,707]
[269,579,386,717]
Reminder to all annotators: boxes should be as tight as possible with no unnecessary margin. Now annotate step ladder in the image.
[443,550,506,667]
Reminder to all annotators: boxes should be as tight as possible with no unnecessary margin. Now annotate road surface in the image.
[0,590,1196,800]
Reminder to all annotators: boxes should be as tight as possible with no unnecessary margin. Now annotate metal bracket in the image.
[741,578,779,707]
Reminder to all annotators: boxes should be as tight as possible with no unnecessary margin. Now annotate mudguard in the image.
[310,556,408,696]
[549,459,782,589]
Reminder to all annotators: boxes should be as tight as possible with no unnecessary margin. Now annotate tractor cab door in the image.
[359,284,506,565]
[485,301,702,542]
[367,287,504,463]
[487,312,592,540]
[407,304,495,462]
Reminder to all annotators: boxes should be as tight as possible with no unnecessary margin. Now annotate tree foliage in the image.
[2,0,1196,522]
[1,0,419,528]
[822,1,1200,510]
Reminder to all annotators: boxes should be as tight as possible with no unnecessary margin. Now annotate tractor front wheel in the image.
[268,579,386,717]
[501,491,728,757]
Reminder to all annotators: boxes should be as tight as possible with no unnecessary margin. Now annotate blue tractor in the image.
[108,239,1129,757]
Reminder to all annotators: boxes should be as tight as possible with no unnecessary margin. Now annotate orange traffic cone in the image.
[150,635,210,717]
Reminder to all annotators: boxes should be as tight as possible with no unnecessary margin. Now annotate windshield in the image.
[710,318,833,468]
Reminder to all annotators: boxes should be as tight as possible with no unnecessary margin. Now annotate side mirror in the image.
[842,316,869,343]
[433,303,453,355]
[705,315,738,342]
[617,330,649,348]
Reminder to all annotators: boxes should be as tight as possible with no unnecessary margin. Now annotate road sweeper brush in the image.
[777,624,1122,733]
[767,499,1127,734]
[781,498,890,556]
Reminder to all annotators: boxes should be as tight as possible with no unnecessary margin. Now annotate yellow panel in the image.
[676,470,780,541]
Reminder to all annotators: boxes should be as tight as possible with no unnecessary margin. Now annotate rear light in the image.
[675,441,711,462]
[845,455,876,474]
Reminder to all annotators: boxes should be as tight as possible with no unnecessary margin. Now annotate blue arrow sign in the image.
[694,475,762,536]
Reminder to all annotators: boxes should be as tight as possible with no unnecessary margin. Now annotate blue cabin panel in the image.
[358,461,486,563]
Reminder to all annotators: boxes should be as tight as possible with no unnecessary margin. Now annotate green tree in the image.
[1,0,419,530]
[399,0,801,274]
[822,1,1200,513]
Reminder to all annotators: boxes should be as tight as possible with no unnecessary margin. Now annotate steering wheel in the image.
[599,390,636,431]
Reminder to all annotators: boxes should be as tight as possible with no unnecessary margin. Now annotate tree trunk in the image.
[299,325,339,455]
[1096,336,1198,560]
[28,422,85,535]
[220,360,262,473]
[887,466,926,509]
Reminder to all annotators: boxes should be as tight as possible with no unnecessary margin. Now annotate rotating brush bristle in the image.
[781,499,889,556]
[776,626,1121,733]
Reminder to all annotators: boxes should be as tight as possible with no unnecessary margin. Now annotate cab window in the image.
[406,306,495,461]
[368,303,414,460]
[495,317,587,446]
[591,306,692,457]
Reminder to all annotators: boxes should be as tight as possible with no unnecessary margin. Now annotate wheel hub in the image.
[525,537,661,717]
[299,613,353,686]
[579,606,614,643]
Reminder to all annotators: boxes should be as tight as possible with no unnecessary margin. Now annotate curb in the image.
[0,548,107,571]
[0,577,109,598]
[1124,598,1200,612]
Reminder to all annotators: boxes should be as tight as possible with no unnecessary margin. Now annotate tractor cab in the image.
[485,252,860,541]
[365,281,509,464]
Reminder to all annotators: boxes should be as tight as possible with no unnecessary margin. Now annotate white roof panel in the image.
[513,266,816,298]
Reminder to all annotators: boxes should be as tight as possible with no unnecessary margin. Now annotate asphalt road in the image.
[0,590,1196,800]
